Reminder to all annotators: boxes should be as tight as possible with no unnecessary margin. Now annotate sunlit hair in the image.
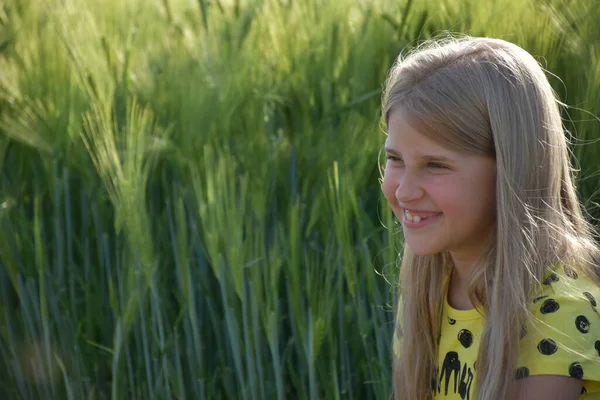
[382,34,600,400]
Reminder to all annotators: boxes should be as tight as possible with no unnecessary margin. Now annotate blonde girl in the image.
[381,35,600,399]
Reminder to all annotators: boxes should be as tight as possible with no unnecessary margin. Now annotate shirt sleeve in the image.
[516,273,600,382]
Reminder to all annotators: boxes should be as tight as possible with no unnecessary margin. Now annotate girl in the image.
[381,35,600,399]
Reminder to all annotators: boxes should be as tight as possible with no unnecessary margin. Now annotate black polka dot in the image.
[532,295,549,303]
[543,272,559,285]
[540,299,560,314]
[595,340,600,356]
[568,362,584,379]
[575,315,590,334]
[537,338,558,355]
[520,325,527,339]
[457,329,473,348]
[515,366,529,379]
[583,292,597,308]
[564,266,578,279]
[448,317,456,325]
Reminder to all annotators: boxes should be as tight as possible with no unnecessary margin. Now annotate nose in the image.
[395,170,424,204]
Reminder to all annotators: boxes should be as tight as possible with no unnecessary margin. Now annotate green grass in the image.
[0,0,599,398]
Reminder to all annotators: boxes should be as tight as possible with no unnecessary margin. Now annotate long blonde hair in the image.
[383,35,600,400]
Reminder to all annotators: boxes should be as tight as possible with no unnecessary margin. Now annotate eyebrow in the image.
[384,147,455,163]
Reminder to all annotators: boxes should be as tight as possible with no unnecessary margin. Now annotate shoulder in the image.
[529,264,599,328]
[517,264,600,382]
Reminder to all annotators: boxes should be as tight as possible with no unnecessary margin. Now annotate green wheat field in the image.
[0,0,599,398]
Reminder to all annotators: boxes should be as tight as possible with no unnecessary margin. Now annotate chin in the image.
[405,243,442,257]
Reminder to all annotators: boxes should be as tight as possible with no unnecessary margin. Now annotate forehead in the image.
[386,110,456,156]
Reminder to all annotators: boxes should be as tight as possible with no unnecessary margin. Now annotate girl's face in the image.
[382,109,497,260]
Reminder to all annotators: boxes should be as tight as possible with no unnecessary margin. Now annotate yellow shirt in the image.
[434,264,600,399]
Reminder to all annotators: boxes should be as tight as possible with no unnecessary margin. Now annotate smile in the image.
[402,209,442,228]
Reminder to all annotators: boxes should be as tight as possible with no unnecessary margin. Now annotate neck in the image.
[449,253,475,284]
[447,254,477,310]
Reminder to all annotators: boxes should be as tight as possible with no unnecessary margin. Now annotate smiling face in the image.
[382,108,497,261]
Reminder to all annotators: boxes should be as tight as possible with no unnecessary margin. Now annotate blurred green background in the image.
[0,0,599,398]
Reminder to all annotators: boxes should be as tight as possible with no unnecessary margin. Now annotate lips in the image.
[403,208,440,218]
[401,208,443,226]
[402,210,442,228]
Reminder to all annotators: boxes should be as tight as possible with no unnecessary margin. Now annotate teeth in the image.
[404,210,427,223]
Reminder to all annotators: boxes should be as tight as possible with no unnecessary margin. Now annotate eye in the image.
[386,155,404,163]
[428,162,447,169]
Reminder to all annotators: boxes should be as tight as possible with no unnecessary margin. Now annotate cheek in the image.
[439,181,495,223]
[429,183,471,215]
[462,173,496,215]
